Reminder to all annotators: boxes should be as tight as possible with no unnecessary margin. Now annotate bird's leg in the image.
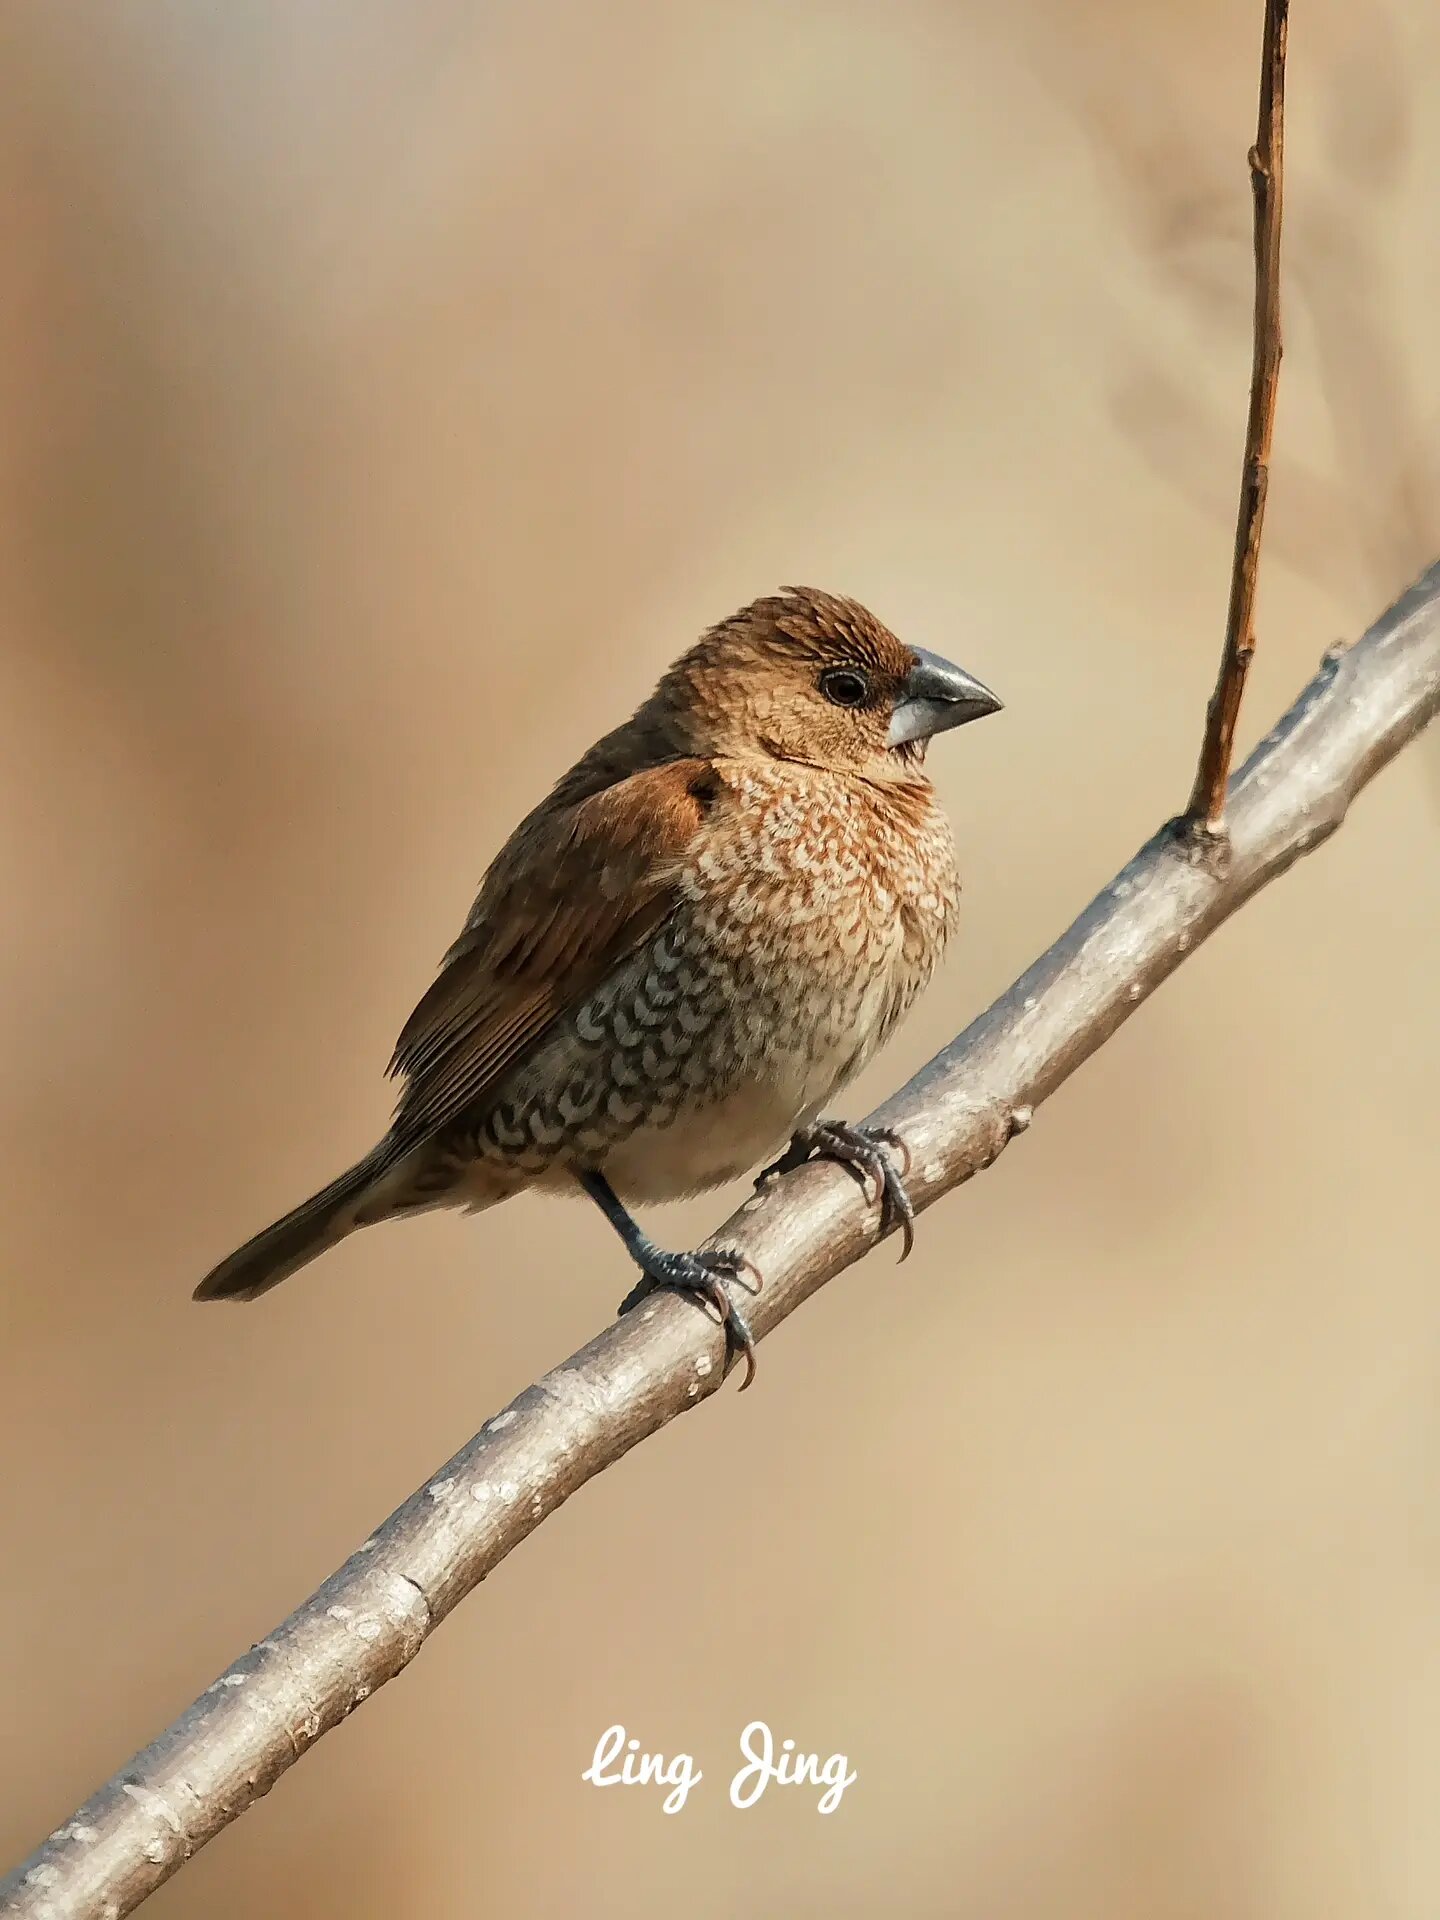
[757,1121,916,1261]
[577,1169,759,1389]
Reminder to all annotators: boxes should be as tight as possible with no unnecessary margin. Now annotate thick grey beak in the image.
[888,647,1003,749]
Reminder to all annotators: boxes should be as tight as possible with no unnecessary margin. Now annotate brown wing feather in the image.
[387,758,722,1150]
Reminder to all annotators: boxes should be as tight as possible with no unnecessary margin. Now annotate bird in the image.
[194,587,1001,1385]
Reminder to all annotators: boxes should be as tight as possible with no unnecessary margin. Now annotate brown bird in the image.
[195,588,1000,1383]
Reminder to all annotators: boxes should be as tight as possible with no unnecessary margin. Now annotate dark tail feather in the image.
[193,1147,390,1302]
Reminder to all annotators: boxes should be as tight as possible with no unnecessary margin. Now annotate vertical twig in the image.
[1187,0,1289,832]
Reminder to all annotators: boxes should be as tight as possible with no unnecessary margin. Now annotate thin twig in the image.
[4,558,1439,1920]
[1187,0,1289,830]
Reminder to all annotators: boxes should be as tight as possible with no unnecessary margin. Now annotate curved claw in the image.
[726,1301,758,1390]
[862,1127,916,1260]
[699,1252,760,1389]
[616,1245,761,1388]
[772,1121,917,1261]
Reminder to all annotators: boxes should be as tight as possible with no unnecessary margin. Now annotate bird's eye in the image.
[819,668,870,708]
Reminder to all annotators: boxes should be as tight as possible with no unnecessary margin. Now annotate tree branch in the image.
[5,558,1439,1920]
[1187,0,1289,829]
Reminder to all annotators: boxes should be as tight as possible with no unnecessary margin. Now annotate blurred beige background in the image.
[2,2,1438,1915]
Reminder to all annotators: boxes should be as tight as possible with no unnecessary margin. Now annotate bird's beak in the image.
[888,647,1003,749]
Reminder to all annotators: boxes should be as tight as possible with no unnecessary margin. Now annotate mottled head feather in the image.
[641,586,923,780]
[546,587,925,809]
[700,586,915,679]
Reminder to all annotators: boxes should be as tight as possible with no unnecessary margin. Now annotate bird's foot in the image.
[617,1245,761,1390]
[757,1121,916,1261]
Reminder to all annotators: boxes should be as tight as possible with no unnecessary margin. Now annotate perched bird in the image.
[195,588,1000,1383]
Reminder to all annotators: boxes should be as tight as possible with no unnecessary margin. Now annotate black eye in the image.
[819,668,870,708]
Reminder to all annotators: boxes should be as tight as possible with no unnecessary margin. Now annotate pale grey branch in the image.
[5,560,1439,1920]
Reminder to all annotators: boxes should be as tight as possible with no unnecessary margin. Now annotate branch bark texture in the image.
[5,560,1440,1920]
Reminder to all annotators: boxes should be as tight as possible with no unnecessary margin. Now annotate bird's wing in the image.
[386,757,723,1149]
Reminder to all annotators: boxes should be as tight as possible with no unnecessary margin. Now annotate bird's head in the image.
[651,586,1001,781]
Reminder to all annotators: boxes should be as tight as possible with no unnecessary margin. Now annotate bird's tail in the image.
[193,1145,392,1303]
